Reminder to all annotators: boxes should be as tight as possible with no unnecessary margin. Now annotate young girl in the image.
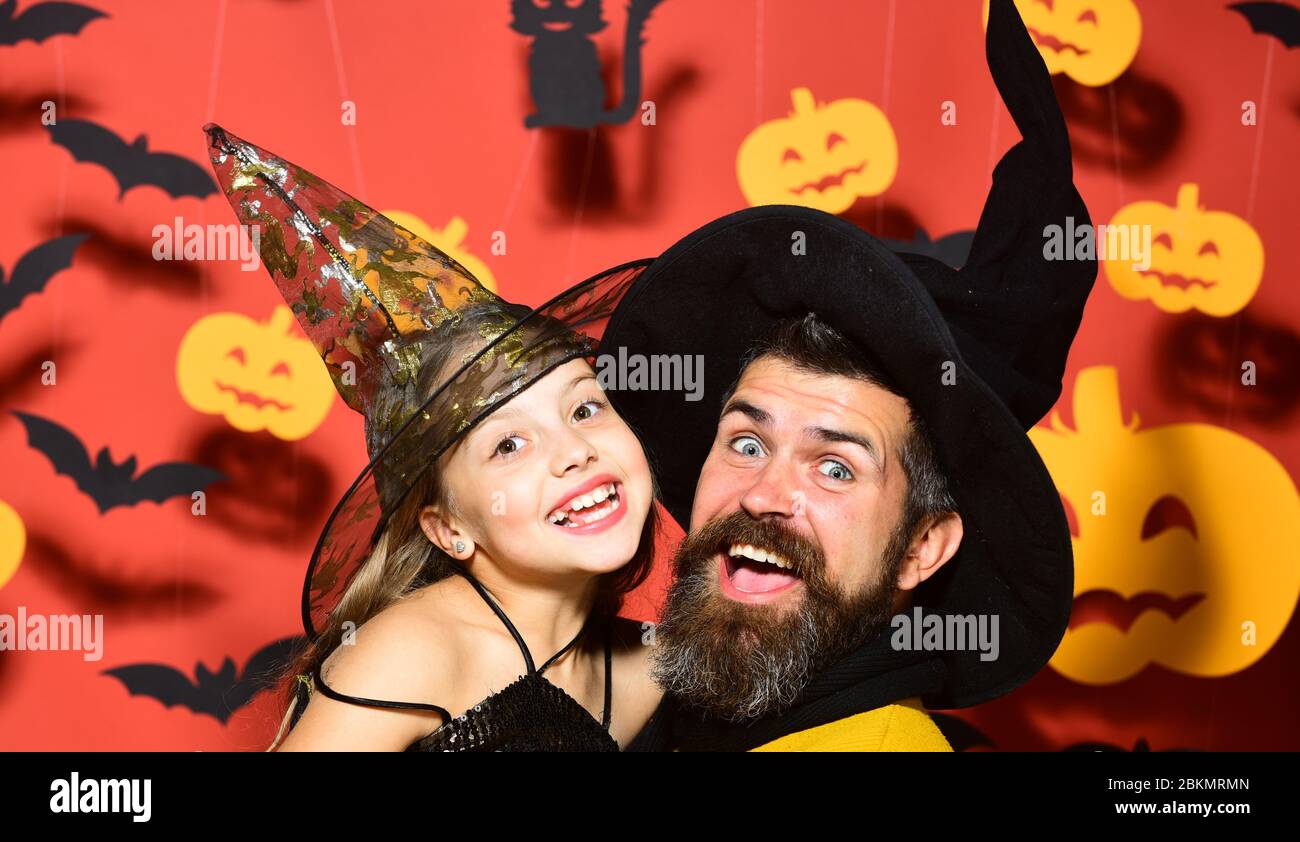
[201,124,663,751]
[275,335,664,751]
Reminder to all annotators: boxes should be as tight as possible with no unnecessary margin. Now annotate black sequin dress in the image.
[297,564,618,752]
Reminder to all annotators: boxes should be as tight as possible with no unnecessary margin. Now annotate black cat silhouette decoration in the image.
[103,636,309,725]
[510,0,667,129]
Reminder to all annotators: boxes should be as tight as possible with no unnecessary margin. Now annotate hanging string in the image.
[496,129,540,240]
[323,0,368,199]
[1224,35,1275,435]
[51,38,68,414]
[876,0,896,233]
[754,0,764,127]
[562,126,599,286]
[203,0,227,127]
[1106,84,1126,207]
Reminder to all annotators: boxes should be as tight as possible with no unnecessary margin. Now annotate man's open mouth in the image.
[720,542,802,596]
[547,481,622,529]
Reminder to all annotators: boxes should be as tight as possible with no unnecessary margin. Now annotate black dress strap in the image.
[451,562,611,731]
[310,662,452,721]
[450,562,590,677]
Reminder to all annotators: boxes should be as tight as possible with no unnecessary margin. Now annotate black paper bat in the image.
[1229,1,1300,48]
[0,0,106,46]
[0,233,89,326]
[103,636,309,724]
[45,118,218,200]
[12,410,226,513]
[882,228,977,270]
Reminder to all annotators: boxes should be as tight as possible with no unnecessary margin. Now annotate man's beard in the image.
[650,509,913,722]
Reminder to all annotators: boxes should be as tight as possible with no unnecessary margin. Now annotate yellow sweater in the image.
[748,697,953,752]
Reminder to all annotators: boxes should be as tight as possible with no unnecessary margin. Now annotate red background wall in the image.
[0,0,1296,750]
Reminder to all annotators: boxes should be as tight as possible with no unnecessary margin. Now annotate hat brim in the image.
[302,258,655,642]
[602,204,1073,709]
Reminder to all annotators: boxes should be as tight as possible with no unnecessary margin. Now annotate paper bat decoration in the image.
[103,636,309,724]
[881,228,977,270]
[11,410,226,513]
[45,118,218,200]
[0,233,89,326]
[929,712,997,752]
[1228,1,1300,48]
[0,0,106,46]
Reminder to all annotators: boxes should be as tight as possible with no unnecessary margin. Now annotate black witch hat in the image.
[601,0,1096,710]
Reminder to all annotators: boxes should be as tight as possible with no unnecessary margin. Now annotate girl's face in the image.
[422,357,653,581]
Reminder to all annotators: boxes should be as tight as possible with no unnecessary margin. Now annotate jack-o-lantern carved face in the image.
[1030,366,1300,684]
[983,0,1141,87]
[737,87,897,214]
[380,211,498,294]
[176,306,335,441]
[1105,183,1265,317]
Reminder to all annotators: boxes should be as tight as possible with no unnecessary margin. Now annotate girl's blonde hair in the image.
[264,302,659,750]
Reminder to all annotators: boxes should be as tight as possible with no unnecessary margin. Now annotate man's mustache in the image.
[680,509,827,584]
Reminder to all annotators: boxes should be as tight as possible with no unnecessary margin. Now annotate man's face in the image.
[695,355,913,606]
[650,355,920,720]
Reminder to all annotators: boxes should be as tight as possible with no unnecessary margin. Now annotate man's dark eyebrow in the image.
[719,399,771,426]
[808,426,883,472]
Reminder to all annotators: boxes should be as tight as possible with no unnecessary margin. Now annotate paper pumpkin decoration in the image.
[0,498,24,591]
[380,212,498,294]
[1105,183,1265,317]
[1031,366,1300,684]
[983,0,1141,87]
[176,306,336,441]
[737,87,898,214]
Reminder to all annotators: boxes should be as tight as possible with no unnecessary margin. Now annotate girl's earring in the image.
[454,540,466,555]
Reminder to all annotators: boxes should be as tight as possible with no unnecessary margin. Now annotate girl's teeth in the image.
[551,484,620,526]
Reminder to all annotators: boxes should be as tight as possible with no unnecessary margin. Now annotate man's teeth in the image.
[548,483,620,527]
[729,543,794,571]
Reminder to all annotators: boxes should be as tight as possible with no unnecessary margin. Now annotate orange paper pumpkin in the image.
[983,0,1141,87]
[737,87,897,214]
[1105,183,1264,317]
[176,306,336,441]
[1031,366,1300,684]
